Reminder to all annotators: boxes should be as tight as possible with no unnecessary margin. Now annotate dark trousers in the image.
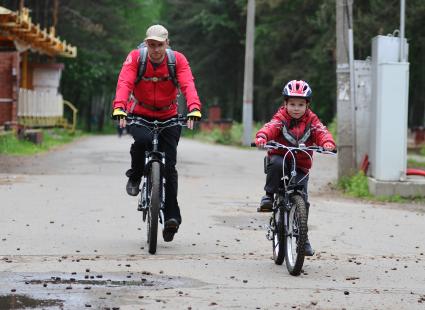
[128,123,182,223]
[265,155,310,207]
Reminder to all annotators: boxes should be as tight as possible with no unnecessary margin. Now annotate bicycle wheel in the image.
[272,207,285,265]
[147,161,161,254]
[284,194,308,276]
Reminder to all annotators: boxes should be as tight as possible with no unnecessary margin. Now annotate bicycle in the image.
[252,140,337,275]
[126,114,187,254]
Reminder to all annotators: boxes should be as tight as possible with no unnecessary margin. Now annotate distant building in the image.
[0,6,77,130]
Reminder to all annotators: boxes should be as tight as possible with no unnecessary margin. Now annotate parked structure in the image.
[0,6,77,132]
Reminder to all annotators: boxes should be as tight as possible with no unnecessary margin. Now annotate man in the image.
[112,24,202,242]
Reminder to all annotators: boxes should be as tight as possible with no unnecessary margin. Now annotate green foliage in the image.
[327,118,337,143]
[420,146,425,157]
[182,121,262,146]
[337,171,423,202]
[407,159,425,169]
[56,0,165,130]
[338,171,370,198]
[0,130,82,156]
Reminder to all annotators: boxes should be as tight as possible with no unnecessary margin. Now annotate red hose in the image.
[406,168,425,177]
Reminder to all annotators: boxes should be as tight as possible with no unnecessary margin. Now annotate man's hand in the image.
[323,142,335,151]
[112,108,127,128]
[187,109,202,130]
[255,136,267,148]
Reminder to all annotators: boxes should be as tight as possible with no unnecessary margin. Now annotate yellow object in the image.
[187,110,202,120]
[112,108,127,119]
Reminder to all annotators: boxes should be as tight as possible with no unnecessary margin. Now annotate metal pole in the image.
[348,27,356,166]
[336,0,355,178]
[400,0,405,62]
[242,0,255,146]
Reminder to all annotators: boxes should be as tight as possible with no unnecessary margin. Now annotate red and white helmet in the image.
[282,80,312,101]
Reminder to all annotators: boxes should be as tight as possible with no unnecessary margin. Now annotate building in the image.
[0,6,77,131]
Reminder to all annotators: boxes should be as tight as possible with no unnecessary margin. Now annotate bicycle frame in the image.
[126,115,187,227]
[257,140,336,275]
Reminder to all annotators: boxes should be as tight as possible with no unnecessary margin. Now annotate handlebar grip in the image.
[250,142,257,147]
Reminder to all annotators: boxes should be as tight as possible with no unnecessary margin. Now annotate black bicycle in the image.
[126,115,187,254]
[253,140,336,275]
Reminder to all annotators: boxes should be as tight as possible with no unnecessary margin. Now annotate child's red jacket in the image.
[256,107,336,171]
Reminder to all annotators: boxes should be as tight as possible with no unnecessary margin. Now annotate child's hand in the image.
[255,137,267,148]
[323,142,335,151]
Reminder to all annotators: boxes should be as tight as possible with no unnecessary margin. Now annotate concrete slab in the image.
[368,176,425,197]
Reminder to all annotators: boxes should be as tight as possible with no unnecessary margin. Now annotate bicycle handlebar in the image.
[126,115,188,128]
[251,140,337,154]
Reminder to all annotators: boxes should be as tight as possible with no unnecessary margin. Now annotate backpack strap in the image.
[134,45,179,90]
[165,48,179,88]
[135,46,148,85]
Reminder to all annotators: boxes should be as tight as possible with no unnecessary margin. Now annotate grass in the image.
[408,159,425,169]
[0,129,83,156]
[338,171,424,203]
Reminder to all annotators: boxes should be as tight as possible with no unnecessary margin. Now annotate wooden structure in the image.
[0,6,78,132]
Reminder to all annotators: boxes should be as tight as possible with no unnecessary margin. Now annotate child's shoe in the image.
[257,195,273,212]
[304,238,315,256]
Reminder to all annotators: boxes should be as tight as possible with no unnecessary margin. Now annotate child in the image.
[254,80,336,256]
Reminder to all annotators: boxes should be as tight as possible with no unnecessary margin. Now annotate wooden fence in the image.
[17,88,77,132]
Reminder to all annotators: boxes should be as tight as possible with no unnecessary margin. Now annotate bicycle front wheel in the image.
[272,207,285,265]
[284,194,308,276]
[147,161,161,254]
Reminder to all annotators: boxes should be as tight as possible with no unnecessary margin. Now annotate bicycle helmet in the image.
[282,80,312,101]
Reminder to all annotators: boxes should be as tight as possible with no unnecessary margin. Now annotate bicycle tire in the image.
[272,207,285,265]
[284,194,308,276]
[147,161,161,254]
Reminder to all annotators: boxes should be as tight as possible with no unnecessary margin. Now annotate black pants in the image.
[265,155,310,205]
[128,121,182,224]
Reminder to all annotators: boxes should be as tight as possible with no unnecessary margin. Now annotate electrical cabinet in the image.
[370,35,409,181]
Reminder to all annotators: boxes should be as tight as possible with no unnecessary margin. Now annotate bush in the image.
[338,171,370,198]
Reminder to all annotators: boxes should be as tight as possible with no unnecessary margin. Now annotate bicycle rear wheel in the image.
[272,207,285,265]
[147,161,161,254]
[284,194,308,276]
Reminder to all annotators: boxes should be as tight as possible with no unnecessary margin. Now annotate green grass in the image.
[327,117,337,142]
[420,145,425,156]
[408,159,425,169]
[338,171,424,203]
[0,129,83,156]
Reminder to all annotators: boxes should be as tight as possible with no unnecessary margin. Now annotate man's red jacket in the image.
[256,107,336,171]
[113,49,201,120]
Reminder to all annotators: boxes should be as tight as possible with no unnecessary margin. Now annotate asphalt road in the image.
[1,134,424,309]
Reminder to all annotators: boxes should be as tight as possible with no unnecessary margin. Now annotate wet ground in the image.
[1,135,425,309]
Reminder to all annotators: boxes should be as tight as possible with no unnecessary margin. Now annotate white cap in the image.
[144,24,168,42]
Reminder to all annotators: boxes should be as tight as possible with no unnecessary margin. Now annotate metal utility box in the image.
[370,35,409,181]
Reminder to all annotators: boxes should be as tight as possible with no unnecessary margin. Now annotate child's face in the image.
[285,98,308,119]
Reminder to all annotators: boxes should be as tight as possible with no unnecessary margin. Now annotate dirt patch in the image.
[0,294,63,309]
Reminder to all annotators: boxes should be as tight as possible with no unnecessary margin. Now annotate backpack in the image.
[135,42,179,88]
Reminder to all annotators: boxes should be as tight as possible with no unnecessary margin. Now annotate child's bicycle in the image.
[126,114,187,254]
[252,140,337,275]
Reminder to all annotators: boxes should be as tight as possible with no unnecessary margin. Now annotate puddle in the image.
[0,294,63,309]
[0,271,206,309]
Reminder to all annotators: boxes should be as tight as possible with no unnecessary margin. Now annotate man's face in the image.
[285,97,308,119]
[146,39,168,63]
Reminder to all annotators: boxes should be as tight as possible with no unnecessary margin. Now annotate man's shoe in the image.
[257,195,274,212]
[126,178,141,196]
[163,218,179,242]
[304,238,315,256]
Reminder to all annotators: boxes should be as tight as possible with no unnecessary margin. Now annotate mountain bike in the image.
[253,140,336,275]
[126,115,187,254]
